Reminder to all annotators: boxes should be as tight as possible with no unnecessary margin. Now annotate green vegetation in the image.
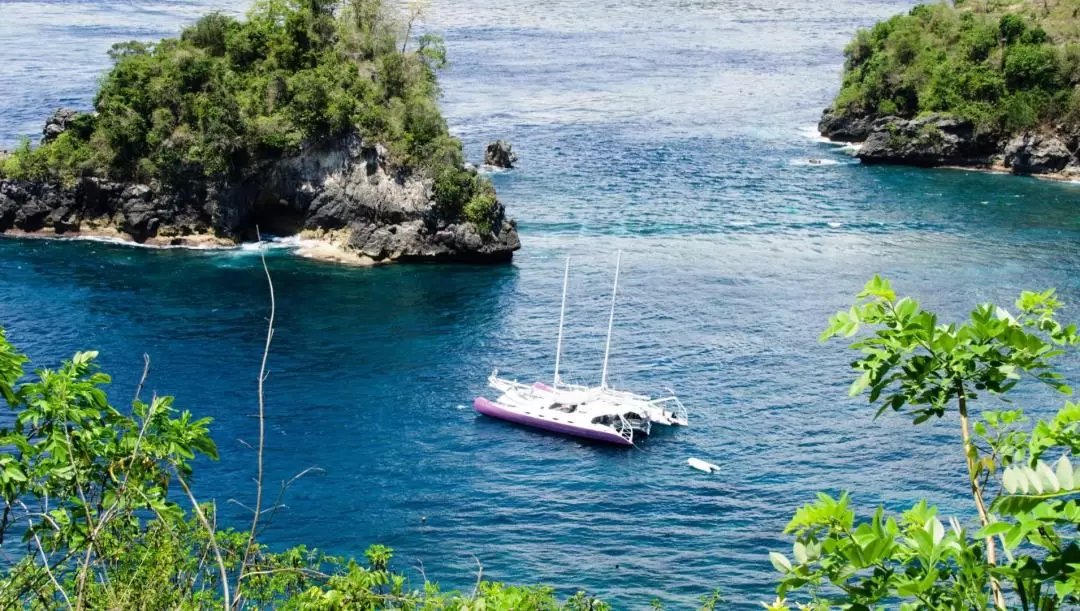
[7,263,1080,607]
[766,276,1080,610]
[0,325,621,608]
[833,0,1080,132]
[9,256,1080,609]
[0,0,497,227]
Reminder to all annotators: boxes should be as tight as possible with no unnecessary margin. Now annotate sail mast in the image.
[600,250,621,390]
[553,257,570,386]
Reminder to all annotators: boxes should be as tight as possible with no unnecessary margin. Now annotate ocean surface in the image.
[4,0,1080,607]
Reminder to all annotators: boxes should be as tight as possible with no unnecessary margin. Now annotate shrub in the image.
[1004,43,1062,90]
[463,189,499,234]
[999,12,1027,43]
[830,4,1076,134]
[767,277,1080,610]
[0,322,616,609]
[181,12,237,56]
[433,166,476,218]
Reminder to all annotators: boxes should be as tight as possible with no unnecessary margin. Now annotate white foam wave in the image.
[798,124,837,145]
[789,158,844,166]
[33,234,233,251]
[7,232,325,254]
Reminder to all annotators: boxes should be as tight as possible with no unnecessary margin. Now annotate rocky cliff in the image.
[819,109,1080,178]
[0,112,520,264]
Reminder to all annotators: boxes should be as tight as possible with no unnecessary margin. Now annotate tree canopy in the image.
[0,0,497,229]
[833,1,1080,133]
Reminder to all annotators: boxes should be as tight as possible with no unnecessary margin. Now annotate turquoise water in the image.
[5,0,1080,607]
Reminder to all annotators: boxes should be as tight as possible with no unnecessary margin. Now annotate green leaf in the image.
[1056,456,1075,490]
[768,551,792,573]
[792,541,807,564]
[1036,460,1060,493]
[976,522,1011,538]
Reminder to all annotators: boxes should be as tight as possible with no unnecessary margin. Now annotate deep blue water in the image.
[5,0,1080,607]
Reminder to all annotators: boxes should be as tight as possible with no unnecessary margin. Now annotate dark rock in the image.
[484,140,517,168]
[0,133,520,263]
[41,108,81,144]
[818,107,876,142]
[1004,132,1073,175]
[856,114,997,167]
[14,197,52,232]
[46,205,80,233]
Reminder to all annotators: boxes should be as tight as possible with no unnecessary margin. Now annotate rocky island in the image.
[819,1,1080,178]
[0,0,519,263]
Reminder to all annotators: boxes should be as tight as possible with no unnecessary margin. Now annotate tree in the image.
[767,276,1080,609]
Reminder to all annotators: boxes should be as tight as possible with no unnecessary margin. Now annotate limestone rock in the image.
[856,114,997,167]
[0,133,520,263]
[818,108,876,142]
[484,140,517,168]
[41,108,81,144]
[1004,132,1073,175]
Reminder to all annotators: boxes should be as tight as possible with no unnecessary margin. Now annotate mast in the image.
[600,250,621,390]
[553,257,570,386]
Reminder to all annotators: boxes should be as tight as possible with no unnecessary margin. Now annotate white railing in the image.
[650,394,688,424]
[615,414,635,444]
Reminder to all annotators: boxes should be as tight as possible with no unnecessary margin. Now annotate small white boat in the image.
[688,458,720,473]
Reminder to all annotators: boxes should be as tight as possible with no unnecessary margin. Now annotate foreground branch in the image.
[957,383,1005,610]
[236,230,276,607]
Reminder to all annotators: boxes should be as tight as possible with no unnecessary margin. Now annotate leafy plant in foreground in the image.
[0,257,613,609]
[767,276,1080,609]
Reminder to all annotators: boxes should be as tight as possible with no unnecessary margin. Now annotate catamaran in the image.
[474,253,688,445]
[474,374,648,446]
[494,252,687,427]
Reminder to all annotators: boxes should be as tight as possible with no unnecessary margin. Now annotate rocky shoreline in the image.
[819,108,1080,180]
[0,111,520,266]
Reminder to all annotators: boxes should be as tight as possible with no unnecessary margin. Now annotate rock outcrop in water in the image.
[0,0,524,265]
[819,3,1080,179]
[484,140,517,168]
[820,109,1080,178]
[852,114,999,167]
[0,110,520,263]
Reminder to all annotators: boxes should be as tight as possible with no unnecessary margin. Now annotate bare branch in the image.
[227,499,257,515]
[132,353,151,406]
[470,554,484,599]
[19,502,72,611]
[236,227,276,608]
[258,467,325,535]
[175,471,230,610]
[239,567,331,580]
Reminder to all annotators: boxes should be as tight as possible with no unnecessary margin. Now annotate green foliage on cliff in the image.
[0,0,494,226]
[832,1,1080,132]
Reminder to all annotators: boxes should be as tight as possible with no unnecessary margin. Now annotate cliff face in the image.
[819,109,1080,178]
[0,125,519,263]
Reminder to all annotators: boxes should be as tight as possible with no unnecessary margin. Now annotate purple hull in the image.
[473,397,633,446]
